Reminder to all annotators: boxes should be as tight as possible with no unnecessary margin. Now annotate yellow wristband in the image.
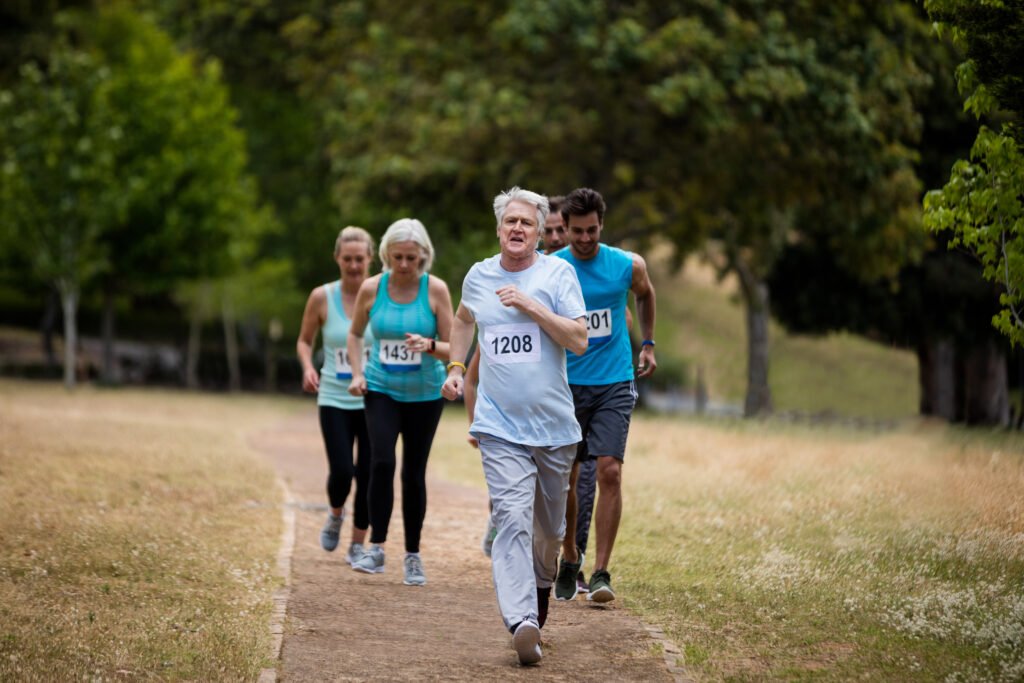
[446,361,467,373]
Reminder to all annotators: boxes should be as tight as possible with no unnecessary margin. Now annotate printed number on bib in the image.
[585,308,612,345]
[482,323,541,365]
[379,339,421,373]
[335,347,371,380]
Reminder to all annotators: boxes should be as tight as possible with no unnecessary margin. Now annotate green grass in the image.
[650,254,919,419]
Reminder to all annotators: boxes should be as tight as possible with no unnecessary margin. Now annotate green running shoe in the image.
[554,548,583,601]
[587,569,615,603]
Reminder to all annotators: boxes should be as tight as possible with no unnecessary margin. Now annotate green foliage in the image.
[923,0,1024,345]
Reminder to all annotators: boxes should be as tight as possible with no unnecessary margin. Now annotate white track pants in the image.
[478,434,576,630]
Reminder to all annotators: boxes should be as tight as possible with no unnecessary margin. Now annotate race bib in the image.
[585,308,612,345]
[482,323,541,365]
[379,339,421,373]
[335,346,371,380]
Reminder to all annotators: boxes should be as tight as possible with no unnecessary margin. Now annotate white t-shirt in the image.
[461,253,586,447]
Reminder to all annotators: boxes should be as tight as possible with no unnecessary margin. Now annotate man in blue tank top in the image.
[551,187,658,604]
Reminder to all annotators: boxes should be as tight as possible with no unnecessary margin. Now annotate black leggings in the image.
[363,391,444,552]
[318,406,371,530]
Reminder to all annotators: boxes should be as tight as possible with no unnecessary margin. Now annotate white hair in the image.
[379,218,434,274]
[493,187,550,230]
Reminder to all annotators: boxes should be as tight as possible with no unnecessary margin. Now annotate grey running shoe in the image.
[320,512,343,552]
[352,544,385,574]
[587,569,615,603]
[554,548,583,601]
[512,620,542,665]
[345,542,365,566]
[403,553,427,586]
[481,515,497,557]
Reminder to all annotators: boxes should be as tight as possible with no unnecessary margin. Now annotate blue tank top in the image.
[553,245,634,385]
[365,272,444,402]
[318,281,374,410]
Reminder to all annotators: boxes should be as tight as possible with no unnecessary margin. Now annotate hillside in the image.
[648,250,919,420]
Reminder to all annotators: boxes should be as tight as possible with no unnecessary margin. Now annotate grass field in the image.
[435,406,1024,682]
[4,381,1021,681]
[649,253,919,419]
[0,380,293,681]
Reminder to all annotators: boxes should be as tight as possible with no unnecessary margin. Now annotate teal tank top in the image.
[365,273,444,402]
[318,281,374,410]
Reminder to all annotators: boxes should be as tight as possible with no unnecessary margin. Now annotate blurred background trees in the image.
[0,1,1016,425]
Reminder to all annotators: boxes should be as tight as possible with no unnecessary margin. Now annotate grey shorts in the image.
[571,380,638,463]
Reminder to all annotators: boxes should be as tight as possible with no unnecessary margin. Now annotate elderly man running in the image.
[442,187,586,666]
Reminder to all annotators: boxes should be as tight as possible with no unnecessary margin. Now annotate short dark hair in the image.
[561,187,606,224]
[547,195,565,217]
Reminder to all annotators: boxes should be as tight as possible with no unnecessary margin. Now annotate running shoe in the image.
[511,620,542,665]
[481,515,497,558]
[537,586,551,628]
[352,544,385,574]
[403,553,426,586]
[345,542,365,566]
[576,571,590,594]
[320,512,343,552]
[554,547,584,601]
[587,569,615,603]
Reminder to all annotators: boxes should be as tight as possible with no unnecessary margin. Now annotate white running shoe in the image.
[403,553,426,586]
[512,620,542,665]
[352,544,385,573]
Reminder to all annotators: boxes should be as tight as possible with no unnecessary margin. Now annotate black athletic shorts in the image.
[571,380,638,463]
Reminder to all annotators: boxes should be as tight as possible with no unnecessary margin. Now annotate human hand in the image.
[404,332,432,353]
[467,435,479,448]
[441,374,464,401]
[302,367,319,393]
[347,375,368,396]
[636,346,657,378]
[495,284,535,313]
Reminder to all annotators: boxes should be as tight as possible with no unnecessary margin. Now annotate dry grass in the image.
[0,380,288,681]
[432,407,1024,680]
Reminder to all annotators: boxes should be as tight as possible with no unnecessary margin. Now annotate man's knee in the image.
[596,457,622,490]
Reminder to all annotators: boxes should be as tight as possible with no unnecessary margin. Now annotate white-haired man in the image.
[442,187,586,666]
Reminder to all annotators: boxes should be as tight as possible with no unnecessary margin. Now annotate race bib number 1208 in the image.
[482,323,541,365]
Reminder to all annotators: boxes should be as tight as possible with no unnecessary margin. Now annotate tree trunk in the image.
[57,282,79,389]
[963,339,1010,426]
[40,287,59,371]
[186,309,201,390]
[101,286,118,384]
[918,338,956,420]
[222,295,241,392]
[735,260,772,417]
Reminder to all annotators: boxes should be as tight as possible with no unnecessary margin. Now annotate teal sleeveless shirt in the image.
[318,281,374,410]
[365,273,444,402]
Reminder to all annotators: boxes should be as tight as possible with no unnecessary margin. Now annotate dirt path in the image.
[252,413,674,681]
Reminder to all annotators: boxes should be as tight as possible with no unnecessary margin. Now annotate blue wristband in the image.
[641,339,655,347]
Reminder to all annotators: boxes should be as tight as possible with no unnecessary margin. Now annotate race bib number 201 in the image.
[585,308,612,345]
[482,323,541,365]
[379,339,422,373]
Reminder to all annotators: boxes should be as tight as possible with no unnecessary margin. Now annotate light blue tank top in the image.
[553,245,634,385]
[365,273,444,402]
[318,281,374,410]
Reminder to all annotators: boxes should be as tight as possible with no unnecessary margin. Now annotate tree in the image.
[0,44,118,387]
[290,1,931,415]
[923,0,1024,348]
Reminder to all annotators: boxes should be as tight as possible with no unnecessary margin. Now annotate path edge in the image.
[642,620,695,683]
[258,478,296,683]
